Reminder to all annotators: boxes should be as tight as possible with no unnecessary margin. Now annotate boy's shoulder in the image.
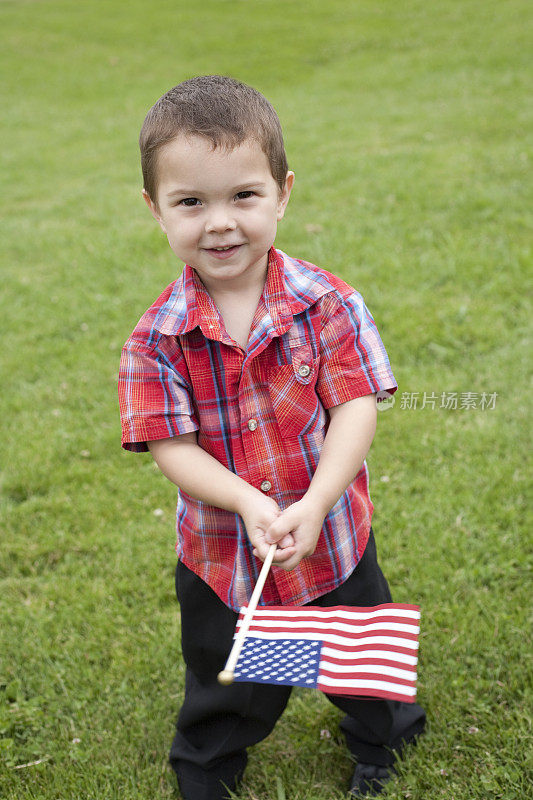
[277,249,363,312]
[127,269,196,341]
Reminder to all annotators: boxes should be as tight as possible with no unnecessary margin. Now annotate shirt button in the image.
[260,480,272,492]
[298,364,311,377]
[247,418,258,431]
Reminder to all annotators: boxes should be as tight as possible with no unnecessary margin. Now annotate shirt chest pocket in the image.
[268,345,321,437]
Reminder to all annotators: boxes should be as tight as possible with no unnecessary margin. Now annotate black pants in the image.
[170,531,426,800]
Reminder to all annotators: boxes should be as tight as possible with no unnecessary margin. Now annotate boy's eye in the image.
[235,191,254,200]
[179,197,201,207]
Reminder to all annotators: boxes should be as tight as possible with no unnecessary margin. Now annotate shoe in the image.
[348,761,395,797]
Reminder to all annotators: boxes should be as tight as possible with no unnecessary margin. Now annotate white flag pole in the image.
[218,543,277,685]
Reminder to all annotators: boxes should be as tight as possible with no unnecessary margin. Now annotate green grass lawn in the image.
[1,0,531,798]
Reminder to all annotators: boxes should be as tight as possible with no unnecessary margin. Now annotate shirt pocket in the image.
[268,345,321,437]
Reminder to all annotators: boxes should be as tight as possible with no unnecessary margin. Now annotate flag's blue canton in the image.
[233,638,322,688]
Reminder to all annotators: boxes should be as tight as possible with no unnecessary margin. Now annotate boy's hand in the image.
[238,492,296,563]
[264,497,326,571]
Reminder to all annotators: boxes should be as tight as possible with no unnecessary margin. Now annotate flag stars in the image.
[233,638,322,689]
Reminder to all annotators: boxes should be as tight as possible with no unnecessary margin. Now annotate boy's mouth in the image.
[204,244,242,259]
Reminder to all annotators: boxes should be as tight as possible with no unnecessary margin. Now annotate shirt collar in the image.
[152,247,332,337]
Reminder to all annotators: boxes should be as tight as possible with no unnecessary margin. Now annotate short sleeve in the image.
[118,334,199,452]
[316,291,397,408]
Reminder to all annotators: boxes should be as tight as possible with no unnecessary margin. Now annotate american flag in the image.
[232,603,420,703]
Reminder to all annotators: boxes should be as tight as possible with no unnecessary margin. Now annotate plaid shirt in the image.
[119,248,396,611]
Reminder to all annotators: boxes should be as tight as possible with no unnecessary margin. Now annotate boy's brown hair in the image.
[140,75,289,203]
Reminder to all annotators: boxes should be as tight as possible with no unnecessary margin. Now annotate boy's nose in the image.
[204,206,237,234]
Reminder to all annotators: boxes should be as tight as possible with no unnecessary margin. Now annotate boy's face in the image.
[144,135,294,293]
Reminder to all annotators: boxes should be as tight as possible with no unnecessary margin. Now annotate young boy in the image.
[118,75,425,799]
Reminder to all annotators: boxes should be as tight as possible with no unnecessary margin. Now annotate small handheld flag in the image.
[227,603,420,703]
[216,544,420,702]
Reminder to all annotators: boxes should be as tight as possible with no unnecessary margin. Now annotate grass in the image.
[1,0,531,798]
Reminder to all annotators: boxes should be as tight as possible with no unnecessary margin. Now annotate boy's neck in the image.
[201,258,269,351]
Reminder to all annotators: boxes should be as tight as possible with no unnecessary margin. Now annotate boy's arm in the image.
[148,433,296,560]
[263,393,377,570]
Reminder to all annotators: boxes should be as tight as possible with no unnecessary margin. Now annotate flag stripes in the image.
[232,603,420,703]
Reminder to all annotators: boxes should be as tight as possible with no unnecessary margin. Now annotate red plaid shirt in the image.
[119,248,397,610]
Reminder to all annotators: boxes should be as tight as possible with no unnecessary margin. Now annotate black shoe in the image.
[348,761,395,797]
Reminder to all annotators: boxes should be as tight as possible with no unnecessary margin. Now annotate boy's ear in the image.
[142,189,167,233]
[277,171,295,221]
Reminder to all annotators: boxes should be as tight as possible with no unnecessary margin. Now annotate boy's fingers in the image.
[252,529,293,560]
[279,533,295,548]
[252,544,270,562]
[275,554,301,571]
[271,545,297,564]
[253,544,297,564]
[265,515,295,543]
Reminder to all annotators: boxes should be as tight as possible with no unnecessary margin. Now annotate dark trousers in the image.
[170,531,426,800]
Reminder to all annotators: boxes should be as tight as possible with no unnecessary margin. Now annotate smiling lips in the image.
[204,244,243,259]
